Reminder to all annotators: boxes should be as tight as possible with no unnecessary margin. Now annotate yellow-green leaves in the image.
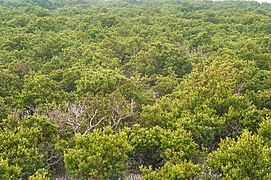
[207,130,271,179]
[64,127,132,179]
[127,125,199,171]
[0,115,59,179]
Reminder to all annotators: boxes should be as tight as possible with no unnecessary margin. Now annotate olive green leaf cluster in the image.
[64,127,133,179]
[207,130,271,179]
[0,115,60,179]
[0,0,271,179]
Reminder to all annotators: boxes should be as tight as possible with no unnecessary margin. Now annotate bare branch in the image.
[110,99,136,129]
[83,116,106,135]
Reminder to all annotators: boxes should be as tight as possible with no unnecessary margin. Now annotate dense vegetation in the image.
[0,0,271,179]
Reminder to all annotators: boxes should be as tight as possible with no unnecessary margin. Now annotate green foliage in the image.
[0,0,271,178]
[140,59,267,148]
[29,169,50,180]
[207,130,271,179]
[75,68,129,95]
[127,125,199,169]
[0,157,21,179]
[258,117,271,146]
[0,115,59,178]
[0,97,8,120]
[64,127,133,179]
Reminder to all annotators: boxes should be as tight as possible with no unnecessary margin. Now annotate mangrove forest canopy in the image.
[0,0,271,179]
